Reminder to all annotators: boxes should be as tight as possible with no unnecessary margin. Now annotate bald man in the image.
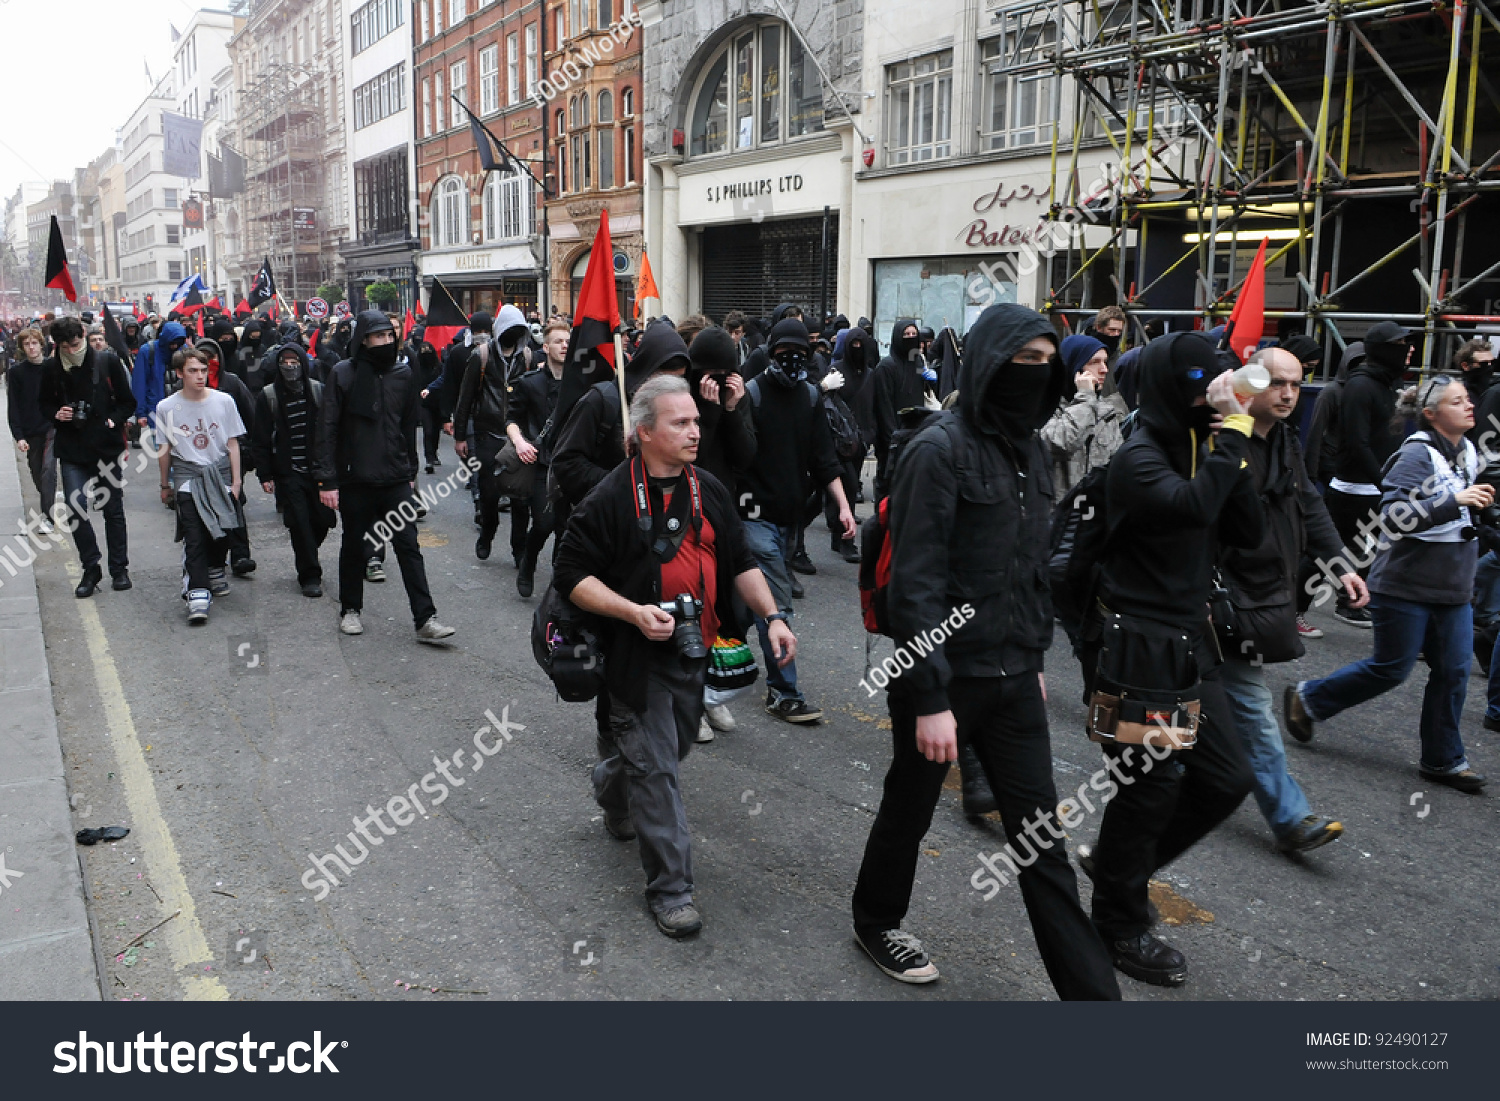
[1215,348,1367,854]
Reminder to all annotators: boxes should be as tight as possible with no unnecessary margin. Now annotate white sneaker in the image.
[416,616,455,643]
[340,611,363,635]
[186,589,211,624]
[696,715,716,743]
[705,704,737,731]
[366,558,386,582]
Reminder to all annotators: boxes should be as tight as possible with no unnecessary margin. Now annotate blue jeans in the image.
[739,519,800,701]
[1218,659,1312,838]
[1474,551,1500,626]
[59,458,128,577]
[1300,594,1471,774]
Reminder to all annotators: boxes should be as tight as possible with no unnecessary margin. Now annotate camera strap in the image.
[630,457,707,603]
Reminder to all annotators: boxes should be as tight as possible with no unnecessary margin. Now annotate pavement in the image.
[5,408,1500,1002]
[0,390,100,1000]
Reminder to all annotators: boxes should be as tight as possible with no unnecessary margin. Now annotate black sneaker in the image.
[1334,605,1372,628]
[854,927,939,984]
[301,581,323,598]
[1484,715,1500,733]
[602,811,636,841]
[75,564,102,598]
[1420,766,1488,794]
[790,575,805,599]
[655,904,703,938]
[838,539,862,564]
[1076,844,1160,925]
[476,535,492,561]
[425,463,435,475]
[1283,685,1316,743]
[1108,932,1187,987]
[231,557,256,577]
[766,694,822,724]
[111,571,133,591]
[1275,814,1344,853]
[790,550,816,576]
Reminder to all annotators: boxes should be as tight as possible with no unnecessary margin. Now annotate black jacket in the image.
[739,374,842,527]
[6,358,49,440]
[687,326,756,493]
[506,364,563,465]
[887,304,1070,716]
[316,312,419,489]
[552,324,692,507]
[870,318,929,493]
[553,462,756,713]
[1100,333,1266,633]
[452,341,510,438]
[740,304,802,380]
[1305,342,1361,482]
[38,347,136,465]
[251,344,321,480]
[1334,355,1403,487]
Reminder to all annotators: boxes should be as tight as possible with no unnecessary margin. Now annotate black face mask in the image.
[279,360,303,392]
[985,359,1054,440]
[1467,362,1494,392]
[366,341,398,370]
[768,348,809,388]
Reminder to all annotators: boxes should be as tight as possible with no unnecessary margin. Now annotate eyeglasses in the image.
[1418,374,1457,408]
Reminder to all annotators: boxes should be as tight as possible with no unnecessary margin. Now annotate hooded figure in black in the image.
[832,325,877,441]
[122,319,143,353]
[1081,330,1261,987]
[851,302,1122,1001]
[870,318,933,499]
[686,325,756,495]
[406,324,444,472]
[740,302,804,381]
[1304,341,1363,484]
[252,341,335,594]
[317,309,448,637]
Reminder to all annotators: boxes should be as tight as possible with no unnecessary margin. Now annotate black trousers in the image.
[419,406,442,464]
[475,432,509,541]
[511,461,554,567]
[227,487,252,566]
[1321,488,1380,609]
[278,470,335,583]
[1080,634,1253,940]
[821,457,861,538]
[337,483,437,627]
[177,494,229,591]
[24,428,56,518]
[851,675,1122,1001]
[60,458,128,576]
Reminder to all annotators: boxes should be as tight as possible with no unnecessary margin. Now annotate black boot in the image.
[75,564,103,599]
[959,741,998,818]
[517,552,536,598]
[1107,932,1187,987]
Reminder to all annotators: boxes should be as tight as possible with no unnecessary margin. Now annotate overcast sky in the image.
[0,0,213,202]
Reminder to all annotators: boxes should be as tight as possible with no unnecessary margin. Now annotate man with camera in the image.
[38,316,136,597]
[553,375,793,939]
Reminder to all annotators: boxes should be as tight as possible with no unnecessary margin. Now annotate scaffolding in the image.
[236,62,329,305]
[1027,0,1500,370]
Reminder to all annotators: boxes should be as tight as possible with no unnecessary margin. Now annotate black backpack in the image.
[821,391,866,460]
[1048,465,1113,634]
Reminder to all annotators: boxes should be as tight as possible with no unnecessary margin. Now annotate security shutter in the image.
[701,213,838,322]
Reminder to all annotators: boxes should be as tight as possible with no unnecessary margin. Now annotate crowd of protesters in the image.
[3,293,1494,996]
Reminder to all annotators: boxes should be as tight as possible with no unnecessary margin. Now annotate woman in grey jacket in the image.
[1286,376,1494,792]
[1041,334,1128,493]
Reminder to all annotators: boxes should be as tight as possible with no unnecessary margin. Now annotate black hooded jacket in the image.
[741,303,802,381]
[551,322,691,507]
[871,318,931,493]
[686,326,756,493]
[1099,332,1265,633]
[833,326,877,438]
[886,304,1070,715]
[1334,332,1405,489]
[1304,342,1362,482]
[251,342,322,480]
[316,311,419,489]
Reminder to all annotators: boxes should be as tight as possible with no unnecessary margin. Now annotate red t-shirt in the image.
[658,487,719,643]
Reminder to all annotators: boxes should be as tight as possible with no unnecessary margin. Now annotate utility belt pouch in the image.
[1087,677,1200,749]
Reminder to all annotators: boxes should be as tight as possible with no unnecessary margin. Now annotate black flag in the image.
[248,257,276,307]
[101,303,130,361]
[44,216,77,302]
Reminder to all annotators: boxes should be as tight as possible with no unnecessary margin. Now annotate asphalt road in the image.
[34,444,1500,1002]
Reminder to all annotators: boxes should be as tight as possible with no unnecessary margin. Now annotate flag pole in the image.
[615,330,630,452]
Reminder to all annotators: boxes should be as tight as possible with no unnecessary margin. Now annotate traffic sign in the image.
[333,301,352,319]
[306,297,328,318]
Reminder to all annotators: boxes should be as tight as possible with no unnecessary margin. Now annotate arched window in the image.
[483,168,537,241]
[687,18,823,158]
[568,95,578,129]
[432,175,468,248]
[597,89,613,124]
[555,107,565,136]
[579,92,590,127]
[620,87,634,117]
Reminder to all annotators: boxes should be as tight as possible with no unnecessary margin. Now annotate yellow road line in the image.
[67,564,228,1001]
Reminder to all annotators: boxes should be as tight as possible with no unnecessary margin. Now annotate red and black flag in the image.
[401,308,417,341]
[248,257,276,308]
[44,215,77,302]
[177,285,207,315]
[234,297,251,317]
[423,277,468,351]
[547,211,622,446]
[101,302,130,361]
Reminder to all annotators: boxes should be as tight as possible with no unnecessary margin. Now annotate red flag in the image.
[234,298,250,316]
[414,297,426,319]
[549,211,623,444]
[133,304,145,322]
[402,308,416,341]
[204,294,221,312]
[309,326,320,355]
[635,248,660,319]
[44,215,77,302]
[422,278,468,351]
[268,299,279,322]
[1223,237,1269,364]
[196,311,205,338]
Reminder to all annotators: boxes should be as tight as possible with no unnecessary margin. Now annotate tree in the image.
[364,280,399,307]
[315,282,347,304]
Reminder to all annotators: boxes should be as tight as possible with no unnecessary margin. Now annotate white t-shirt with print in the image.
[156,390,246,491]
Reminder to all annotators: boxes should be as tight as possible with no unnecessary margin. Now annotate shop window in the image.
[884,50,952,165]
[872,257,1013,349]
[687,18,823,159]
[432,175,468,247]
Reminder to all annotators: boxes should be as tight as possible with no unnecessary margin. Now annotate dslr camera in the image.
[659,593,708,660]
[70,400,93,423]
